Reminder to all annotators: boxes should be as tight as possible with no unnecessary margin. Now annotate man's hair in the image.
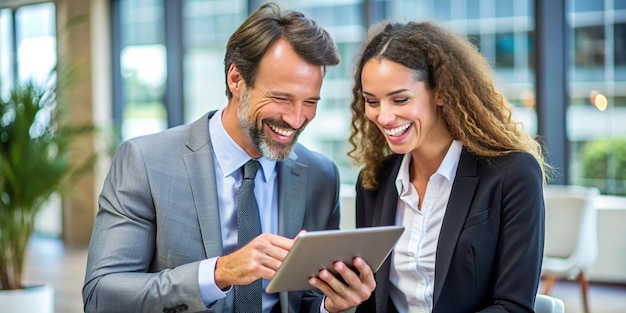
[224,2,340,99]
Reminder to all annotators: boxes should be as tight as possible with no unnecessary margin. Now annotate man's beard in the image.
[237,89,304,161]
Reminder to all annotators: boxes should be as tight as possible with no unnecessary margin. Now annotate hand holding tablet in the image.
[265,225,404,293]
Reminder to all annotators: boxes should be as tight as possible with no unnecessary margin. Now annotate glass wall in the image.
[116,0,168,140]
[183,0,246,122]
[567,0,626,195]
[0,2,56,94]
[0,2,60,235]
[110,0,624,195]
[0,8,13,97]
[268,0,366,184]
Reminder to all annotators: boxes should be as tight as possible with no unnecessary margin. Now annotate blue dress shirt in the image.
[198,109,279,312]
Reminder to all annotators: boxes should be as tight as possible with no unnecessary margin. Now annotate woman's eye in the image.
[364,99,379,106]
[394,98,409,104]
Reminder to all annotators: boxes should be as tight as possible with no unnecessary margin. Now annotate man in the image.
[82,3,375,313]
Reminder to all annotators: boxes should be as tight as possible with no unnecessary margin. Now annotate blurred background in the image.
[0,0,625,312]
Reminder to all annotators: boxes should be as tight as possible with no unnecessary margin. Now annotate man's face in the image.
[235,38,324,161]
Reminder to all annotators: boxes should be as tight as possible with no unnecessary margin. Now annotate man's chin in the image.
[259,140,296,161]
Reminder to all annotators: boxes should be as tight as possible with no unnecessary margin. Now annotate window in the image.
[574,26,605,68]
[573,0,604,12]
[0,2,60,236]
[116,0,167,140]
[0,3,56,89]
[615,23,626,67]
[496,32,515,68]
[183,0,246,123]
[0,9,13,97]
[467,0,480,19]
[495,1,514,17]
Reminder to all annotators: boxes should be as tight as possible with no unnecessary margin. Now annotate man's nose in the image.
[282,102,307,129]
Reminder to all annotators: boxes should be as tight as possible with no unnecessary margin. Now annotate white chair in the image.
[541,185,600,313]
[535,294,565,313]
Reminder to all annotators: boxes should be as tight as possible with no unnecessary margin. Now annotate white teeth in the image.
[384,123,411,137]
[268,124,294,136]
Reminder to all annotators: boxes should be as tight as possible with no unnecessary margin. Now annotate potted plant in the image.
[0,78,95,311]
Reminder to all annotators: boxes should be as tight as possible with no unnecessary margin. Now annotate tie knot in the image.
[243,159,260,180]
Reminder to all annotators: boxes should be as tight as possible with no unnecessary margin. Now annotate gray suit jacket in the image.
[83,112,341,313]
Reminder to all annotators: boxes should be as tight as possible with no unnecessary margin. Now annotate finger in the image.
[310,269,359,311]
[334,261,361,289]
[308,269,341,296]
[295,229,307,239]
[352,257,376,289]
[263,233,297,251]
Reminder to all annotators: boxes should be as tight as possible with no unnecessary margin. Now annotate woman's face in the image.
[362,58,449,155]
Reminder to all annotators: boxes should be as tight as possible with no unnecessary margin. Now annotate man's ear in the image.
[227,64,245,97]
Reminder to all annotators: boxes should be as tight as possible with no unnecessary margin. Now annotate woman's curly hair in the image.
[348,21,550,190]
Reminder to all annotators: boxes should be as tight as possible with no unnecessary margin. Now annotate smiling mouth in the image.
[384,123,411,137]
[267,122,296,137]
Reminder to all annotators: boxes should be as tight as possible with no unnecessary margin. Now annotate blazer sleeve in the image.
[83,140,207,313]
[479,153,545,312]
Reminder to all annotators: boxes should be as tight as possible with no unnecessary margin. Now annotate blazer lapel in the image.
[276,152,307,238]
[432,151,479,305]
[374,156,403,313]
[183,112,225,258]
[277,152,307,313]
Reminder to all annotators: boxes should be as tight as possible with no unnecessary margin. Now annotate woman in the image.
[348,21,551,313]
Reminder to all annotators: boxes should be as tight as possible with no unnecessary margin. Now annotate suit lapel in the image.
[277,153,307,239]
[432,151,479,305]
[183,112,225,258]
[276,152,307,313]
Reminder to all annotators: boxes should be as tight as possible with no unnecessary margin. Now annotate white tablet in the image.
[265,225,404,293]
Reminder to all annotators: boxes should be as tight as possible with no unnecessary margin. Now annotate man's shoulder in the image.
[292,143,335,166]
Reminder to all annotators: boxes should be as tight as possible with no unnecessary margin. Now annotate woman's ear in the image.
[227,64,245,97]
[435,91,445,107]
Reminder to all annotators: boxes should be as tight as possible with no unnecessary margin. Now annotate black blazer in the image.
[355,150,544,313]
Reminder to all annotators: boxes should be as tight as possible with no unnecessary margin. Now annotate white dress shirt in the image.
[389,140,462,313]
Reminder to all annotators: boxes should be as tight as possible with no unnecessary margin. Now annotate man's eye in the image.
[273,97,289,102]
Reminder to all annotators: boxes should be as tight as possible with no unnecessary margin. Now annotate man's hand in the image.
[308,257,376,313]
[214,232,297,289]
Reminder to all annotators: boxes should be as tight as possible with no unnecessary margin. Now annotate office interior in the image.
[1,0,625,312]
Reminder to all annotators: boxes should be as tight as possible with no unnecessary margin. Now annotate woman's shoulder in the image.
[472,150,540,170]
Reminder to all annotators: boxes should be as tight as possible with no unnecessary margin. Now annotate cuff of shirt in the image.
[198,257,231,306]
[320,296,329,313]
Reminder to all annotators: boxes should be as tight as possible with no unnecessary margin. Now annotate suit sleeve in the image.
[82,140,207,313]
[480,153,545,312]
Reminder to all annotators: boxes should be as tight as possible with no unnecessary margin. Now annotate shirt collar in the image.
[209,108,276,181]
[395,140,463,196]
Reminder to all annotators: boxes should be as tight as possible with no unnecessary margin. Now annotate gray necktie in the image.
[234,159,262,313]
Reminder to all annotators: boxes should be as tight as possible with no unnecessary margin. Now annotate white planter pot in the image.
[0,282,54,313]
